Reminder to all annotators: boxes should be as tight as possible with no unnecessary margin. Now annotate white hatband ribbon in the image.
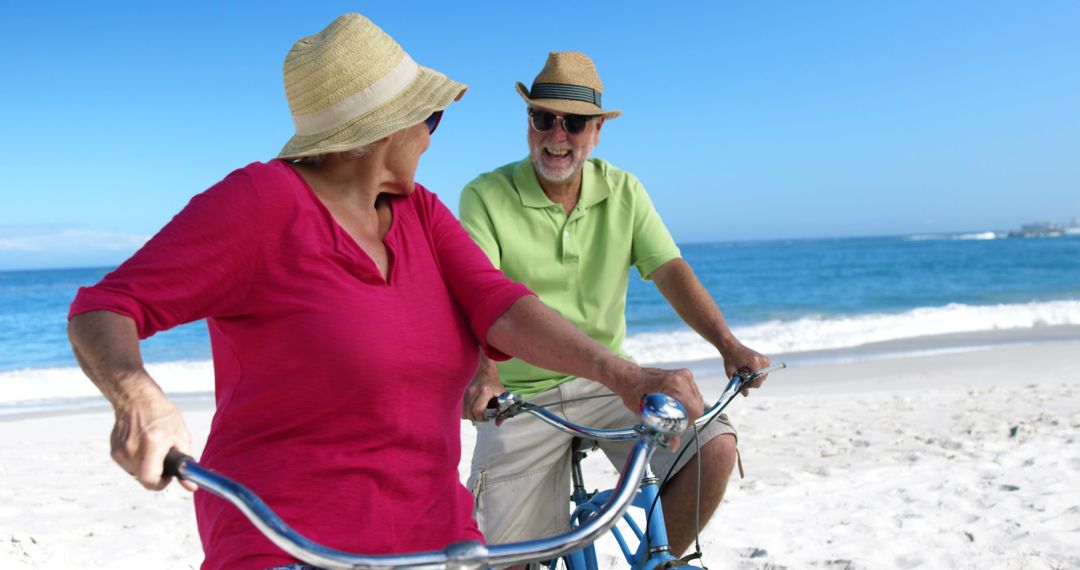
[292,54,420,136]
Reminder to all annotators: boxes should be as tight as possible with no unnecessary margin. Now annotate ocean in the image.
[2,233,1079,415]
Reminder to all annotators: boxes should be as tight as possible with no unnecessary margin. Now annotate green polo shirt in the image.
[459,157,681,398]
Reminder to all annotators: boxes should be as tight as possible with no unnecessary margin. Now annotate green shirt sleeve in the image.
[628,176,681,280]
[458,184,501,269]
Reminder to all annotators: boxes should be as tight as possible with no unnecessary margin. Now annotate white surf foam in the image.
[624,299,1080,364]
[905,231,1001,241]
[4,300,1079,411]
[0,360,214,410]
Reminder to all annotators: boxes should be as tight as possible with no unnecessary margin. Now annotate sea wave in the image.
[4,300,1079,409]
[624,299,1080,364]
[0,360,213,408]
[905,232,1000,241]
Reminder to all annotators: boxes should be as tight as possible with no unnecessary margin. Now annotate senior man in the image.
[459,51,771,561]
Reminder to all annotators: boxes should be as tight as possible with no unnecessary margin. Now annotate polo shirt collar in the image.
[512,157,612,210]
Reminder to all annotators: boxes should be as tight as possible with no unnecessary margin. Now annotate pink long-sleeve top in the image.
[69,160,532,569]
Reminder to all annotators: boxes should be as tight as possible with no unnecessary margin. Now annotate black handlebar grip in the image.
[163,448,194,479]
[482,396,500,420]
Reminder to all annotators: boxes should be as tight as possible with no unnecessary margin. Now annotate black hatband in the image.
[529,83,601,106]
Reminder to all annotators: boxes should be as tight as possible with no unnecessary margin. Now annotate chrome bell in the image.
[639,393,688,437]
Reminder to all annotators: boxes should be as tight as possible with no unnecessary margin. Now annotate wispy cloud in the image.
[0,227,149,253]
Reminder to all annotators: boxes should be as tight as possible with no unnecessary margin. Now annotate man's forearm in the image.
[651,259,739,354]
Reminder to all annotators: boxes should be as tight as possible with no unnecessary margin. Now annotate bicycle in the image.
[163,392,690,570]
[483,363,786,570]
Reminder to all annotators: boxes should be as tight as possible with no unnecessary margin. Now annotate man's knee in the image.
[699,433,737,479]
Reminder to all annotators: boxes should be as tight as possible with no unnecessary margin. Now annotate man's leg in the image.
[593,388,739,558]
[469,383,591,570]
[659,433,738,556]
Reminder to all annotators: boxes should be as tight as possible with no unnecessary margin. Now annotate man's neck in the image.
[537,170,584,216]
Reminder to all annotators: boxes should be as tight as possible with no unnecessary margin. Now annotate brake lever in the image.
[482,391,525,421]
[724,362,788,400]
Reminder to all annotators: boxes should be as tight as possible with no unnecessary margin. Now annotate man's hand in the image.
[110,384,195,492]
[720,341,771,396]
[462,354,507,423]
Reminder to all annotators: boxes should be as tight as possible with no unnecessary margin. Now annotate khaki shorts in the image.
[467,378,736,545]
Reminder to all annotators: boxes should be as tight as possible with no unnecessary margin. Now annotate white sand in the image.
[1,335,1078,569]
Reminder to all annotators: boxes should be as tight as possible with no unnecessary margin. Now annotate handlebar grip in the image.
[481,396,498,420]
[163,448,194,479]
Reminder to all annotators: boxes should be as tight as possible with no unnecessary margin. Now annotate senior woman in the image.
[67,13,701,570]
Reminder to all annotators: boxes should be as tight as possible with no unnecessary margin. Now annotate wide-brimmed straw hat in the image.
[515,51,620,119]
[278,13,467,159]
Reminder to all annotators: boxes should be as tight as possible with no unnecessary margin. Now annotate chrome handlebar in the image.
[163,392,688,569]
[486,363,787,440]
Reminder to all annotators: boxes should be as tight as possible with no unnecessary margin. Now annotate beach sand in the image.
[1,332,1078,569]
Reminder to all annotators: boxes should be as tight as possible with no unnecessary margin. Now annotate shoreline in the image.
[682,324,1080,393]
[2,324,1077,421]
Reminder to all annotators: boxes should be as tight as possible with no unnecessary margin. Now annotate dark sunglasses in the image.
[528,109,596,135]
[424,110,443,134]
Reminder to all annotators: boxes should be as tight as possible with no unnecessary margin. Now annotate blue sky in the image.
[1,1,1078,270]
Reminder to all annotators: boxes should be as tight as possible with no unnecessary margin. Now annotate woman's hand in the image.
[607,361,704,424]
[110,382,196,492]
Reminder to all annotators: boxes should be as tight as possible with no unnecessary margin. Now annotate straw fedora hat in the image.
[515,51,621,119]
[278,13,467,159]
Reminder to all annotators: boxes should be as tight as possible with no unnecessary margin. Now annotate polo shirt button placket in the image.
[562,227,579,264]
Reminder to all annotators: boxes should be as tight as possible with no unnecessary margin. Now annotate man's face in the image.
[527,107,603,184]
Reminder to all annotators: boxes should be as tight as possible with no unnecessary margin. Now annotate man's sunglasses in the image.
[425,110,443,134]
[528,109,596,135]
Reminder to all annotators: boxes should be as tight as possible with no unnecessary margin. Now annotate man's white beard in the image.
[530,137,595,183]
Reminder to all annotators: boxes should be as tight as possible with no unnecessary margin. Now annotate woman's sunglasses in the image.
[425,110,443,134]
[528,109,596,135]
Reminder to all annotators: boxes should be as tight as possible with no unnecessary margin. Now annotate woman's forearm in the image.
[485,296,704,419]
[486,296,634,390]
[68,311,162,407]
[68,310,193,490]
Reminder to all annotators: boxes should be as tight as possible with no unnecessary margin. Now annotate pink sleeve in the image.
[419,186,533,360]
[68,169,261,339]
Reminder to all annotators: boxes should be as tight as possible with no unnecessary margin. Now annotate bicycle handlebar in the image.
[163,392,688,569]
[486,363,787,440]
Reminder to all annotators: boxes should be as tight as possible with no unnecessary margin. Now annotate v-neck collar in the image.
[280,160,398,285]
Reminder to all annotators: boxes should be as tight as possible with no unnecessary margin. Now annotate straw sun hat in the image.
[278,13,467,159]
[515,51,621,119]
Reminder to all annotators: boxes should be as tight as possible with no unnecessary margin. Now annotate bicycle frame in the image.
[563,448,677,570]
[164,392,689,570]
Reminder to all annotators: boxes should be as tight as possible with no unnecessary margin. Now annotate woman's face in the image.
[383,120,431,195]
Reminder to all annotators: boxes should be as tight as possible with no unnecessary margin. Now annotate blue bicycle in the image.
[485,364,785,570]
